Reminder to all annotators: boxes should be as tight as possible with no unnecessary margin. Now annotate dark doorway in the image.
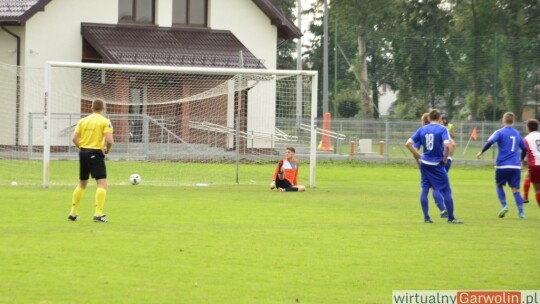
[129,87,144,142]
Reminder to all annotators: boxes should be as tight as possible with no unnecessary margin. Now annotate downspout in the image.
[1,26,21,147]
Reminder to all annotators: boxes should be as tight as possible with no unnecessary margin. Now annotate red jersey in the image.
[272,159,300,186]
[524,131,540,167]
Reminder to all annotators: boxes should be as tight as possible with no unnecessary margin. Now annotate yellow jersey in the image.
[75,113,113,149]
[447,123,455,139]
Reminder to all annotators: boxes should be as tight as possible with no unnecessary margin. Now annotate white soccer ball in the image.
[130,173,141,185]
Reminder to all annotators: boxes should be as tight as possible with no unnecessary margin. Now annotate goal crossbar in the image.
[46,61,318,77]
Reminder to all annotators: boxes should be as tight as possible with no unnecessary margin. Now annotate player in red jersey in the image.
[523,170,530,204]
[270,147,306,192]
[522,119,540,208]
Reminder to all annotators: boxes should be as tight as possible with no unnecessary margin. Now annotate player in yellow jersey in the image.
[441,114,457,172]
[68,99,114,222]
[269,147,306,192]
[441,114,455,139]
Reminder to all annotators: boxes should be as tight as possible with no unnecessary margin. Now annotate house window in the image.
[119,0,155,24]
[172,0,207,27]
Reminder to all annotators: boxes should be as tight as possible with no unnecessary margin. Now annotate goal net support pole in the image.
[309,73,318,189]
[43,61,52,188]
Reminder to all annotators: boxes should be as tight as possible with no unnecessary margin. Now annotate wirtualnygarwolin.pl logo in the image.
[392,290,539,304]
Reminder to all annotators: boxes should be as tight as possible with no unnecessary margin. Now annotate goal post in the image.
[42,61,318,188]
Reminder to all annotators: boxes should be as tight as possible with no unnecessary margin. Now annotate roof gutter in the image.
[2,26,22,147]
[2,26,21,65]
[0,20,21,25]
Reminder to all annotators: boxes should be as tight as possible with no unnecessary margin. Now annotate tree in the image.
[336,91,360,118]
[452,0,540,120]
[392,0,456,117]
[302,0,540,120]
[273,0,298,70]
[451,0,502,120]
[330,0,398,119]
[496,0,539,119]
[303,0,325,117]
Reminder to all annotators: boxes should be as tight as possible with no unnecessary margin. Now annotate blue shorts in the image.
[420,162,450,191]
[445,159,452,172]
[495,168,521,188]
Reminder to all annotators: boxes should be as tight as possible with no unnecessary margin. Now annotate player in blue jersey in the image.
[414,113,448,218]
[476,112,526,219]
[406,109,464,224]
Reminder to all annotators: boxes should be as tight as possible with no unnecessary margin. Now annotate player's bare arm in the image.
[443,143,450,164]
[449,139,456,155]
[405,140,421,165]
[103,133,113,154]
[72,132,80,148]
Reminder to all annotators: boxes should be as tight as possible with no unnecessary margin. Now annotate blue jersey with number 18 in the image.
[486,126,525,169]
[409,123,450,165]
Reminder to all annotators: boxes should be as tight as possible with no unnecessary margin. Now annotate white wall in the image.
[247,79,277,149]
[0,63,17,145]
[0,27,25,145]
[21,0,117,145]
[24,0,117,68]
[0,26,25,66]
[210,0,279,148]
[156,0,173,27]
[210,0,277,69]
[379,88,397,116]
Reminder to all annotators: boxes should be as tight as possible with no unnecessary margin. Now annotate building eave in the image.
[251,0,302,40]
[0,0,52,25]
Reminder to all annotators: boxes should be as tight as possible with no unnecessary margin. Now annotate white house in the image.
[0,0,300,68]
[0,0,302,155]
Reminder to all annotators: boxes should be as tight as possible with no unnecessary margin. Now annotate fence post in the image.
[459,122,463,157]
[28,112,33,158]
[379,140,384,156]
[349,140,355,157]
[384,120,390,161]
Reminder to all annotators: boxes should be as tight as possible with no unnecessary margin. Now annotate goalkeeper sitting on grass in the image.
[270,147,306,192]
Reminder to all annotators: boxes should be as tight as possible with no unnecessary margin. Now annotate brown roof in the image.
[0,0,51,24]
[82,23,266,69]
[0,0,301,39]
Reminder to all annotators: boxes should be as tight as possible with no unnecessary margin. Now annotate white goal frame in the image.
[43,61,318,188]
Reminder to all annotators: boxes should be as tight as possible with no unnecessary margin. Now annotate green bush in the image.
[336,91,360,118]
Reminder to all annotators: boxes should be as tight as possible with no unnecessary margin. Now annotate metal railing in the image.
[15,115,514,163]
[189,121,300,151]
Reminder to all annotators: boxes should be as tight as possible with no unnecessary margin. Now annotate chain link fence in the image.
[316,119,523,164]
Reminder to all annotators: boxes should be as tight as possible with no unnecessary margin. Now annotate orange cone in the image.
[320,112,333,151]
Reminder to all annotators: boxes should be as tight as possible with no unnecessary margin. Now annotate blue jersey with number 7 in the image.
[409,123,450,165]
[485,126,525,169]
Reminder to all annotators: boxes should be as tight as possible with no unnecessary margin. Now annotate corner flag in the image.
[462,127,478,156]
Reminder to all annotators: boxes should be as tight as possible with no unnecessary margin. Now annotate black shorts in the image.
[79,149,107,180]
[276,178,293,189]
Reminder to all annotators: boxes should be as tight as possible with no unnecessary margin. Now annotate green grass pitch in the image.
[1,162,538,303]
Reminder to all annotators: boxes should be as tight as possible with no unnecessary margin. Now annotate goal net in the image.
[35,62,317,187]
[0,63,44,186]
